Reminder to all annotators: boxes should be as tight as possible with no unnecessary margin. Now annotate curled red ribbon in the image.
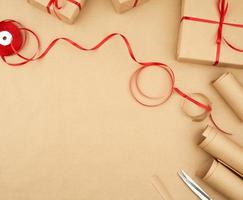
[0,19,231,133]
[0,19,211,114]
[181,0,243,66]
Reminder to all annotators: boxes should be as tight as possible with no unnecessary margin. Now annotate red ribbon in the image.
[47,0,81,16]
[1,19,232,133]
[181,0,243,65]
[0,20,211,113]
[133,0,139,8]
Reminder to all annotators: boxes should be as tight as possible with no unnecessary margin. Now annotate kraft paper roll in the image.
[151,176,173,200]
[199,160,243,200]
[213,72,243,121]
[199,125,243,176]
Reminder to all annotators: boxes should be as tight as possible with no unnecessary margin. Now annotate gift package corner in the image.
[177,0,243,68]
[27,0,86,24]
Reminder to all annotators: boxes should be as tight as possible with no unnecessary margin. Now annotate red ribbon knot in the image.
[181,0,243,66]
[47,0,81,16]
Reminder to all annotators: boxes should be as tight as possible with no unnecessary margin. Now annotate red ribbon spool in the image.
[0,20,23,57]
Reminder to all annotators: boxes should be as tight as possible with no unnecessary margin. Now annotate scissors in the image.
[178,170,213,200]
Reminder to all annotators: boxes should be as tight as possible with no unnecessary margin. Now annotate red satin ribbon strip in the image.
[129,64,175,107]
[68,0,81,10]
[133,0,139,8]
[0,22,210,112]
[174,88,212,112]
[47,0,81,15]
[130,65,211,111]
[209,114,232,135]
[181,16,243,28]
[47,0,55,14]
[224,39,243,52]
[181,0,243,65]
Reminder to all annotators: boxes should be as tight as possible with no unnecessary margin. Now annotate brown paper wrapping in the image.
[200,160,243,200]
[27,0,86,24]
[177,0,243,68]
[151,176,173,200]
[213,72,243,121]
[111,0,149,13]
[199,125,243,176]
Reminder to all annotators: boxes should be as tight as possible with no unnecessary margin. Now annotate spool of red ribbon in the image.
[0,20,23,57]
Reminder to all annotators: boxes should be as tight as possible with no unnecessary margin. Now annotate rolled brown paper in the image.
[151,175,173,200]
[199,125,243,176]
[199,160,243,200]
[213,72,243,121]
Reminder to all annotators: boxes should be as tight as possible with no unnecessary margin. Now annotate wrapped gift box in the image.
[111,0,149,13]
[27,0,86,24]
[177,0,243,68]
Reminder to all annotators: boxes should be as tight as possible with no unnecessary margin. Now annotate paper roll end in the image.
[212,72,232,86]
[198,125,216,148]
[196,159,218,181]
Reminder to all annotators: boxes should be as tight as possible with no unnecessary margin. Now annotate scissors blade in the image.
[178,170,212,200]
[180,170,212,199]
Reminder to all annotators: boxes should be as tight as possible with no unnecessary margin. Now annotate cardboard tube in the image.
[200,160,243,200]
[199,125,243,176]
[151,176,173,200]
[213,72,243,121]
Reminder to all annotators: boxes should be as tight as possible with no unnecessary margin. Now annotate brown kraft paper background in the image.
[0,0,243,199]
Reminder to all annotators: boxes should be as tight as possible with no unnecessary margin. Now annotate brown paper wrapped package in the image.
[27,0,86,24]
[111,0,149,13]
[199,160,243,200]
[213,72,243,121]
[177,0,243,68]
[199,125,243,176]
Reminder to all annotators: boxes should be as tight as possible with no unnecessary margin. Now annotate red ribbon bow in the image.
[181,0,243,65]
[47,0,81,17]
